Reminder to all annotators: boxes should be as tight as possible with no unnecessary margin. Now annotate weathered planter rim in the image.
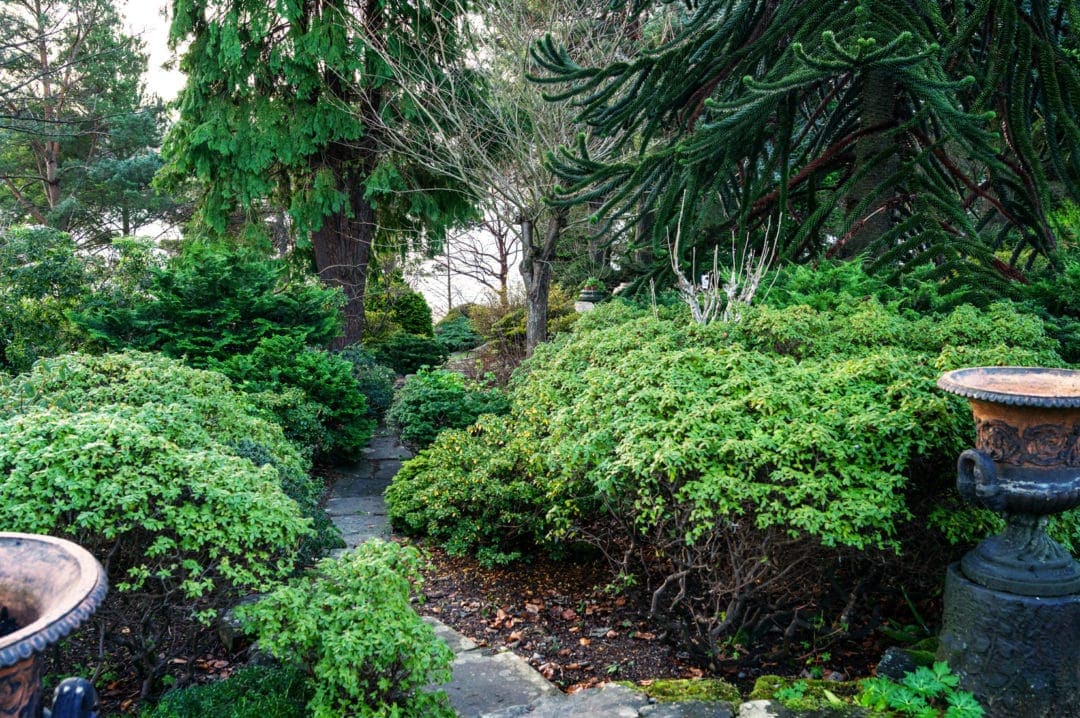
[937,366,1080,408]
[0,532,107,668]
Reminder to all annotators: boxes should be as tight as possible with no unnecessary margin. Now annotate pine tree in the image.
[163,0,475,346]
[532,0,1080,291]
[0,0,164,243]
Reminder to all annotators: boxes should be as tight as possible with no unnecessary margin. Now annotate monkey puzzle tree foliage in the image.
[0,0,167,243]
[163,0,475,346]
[533,0,1080,294]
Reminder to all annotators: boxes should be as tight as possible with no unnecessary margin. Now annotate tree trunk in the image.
[312,180,374,349]
[520,208,565,356]
[838,68,899,259]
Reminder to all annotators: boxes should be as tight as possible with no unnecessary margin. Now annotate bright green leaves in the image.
[237,542,455,718]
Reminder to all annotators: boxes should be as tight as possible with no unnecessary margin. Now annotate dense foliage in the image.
[77,242,343,362]
[388,269,1063,652]
[387,368,510,451]
[0,226,91,372]
[143,665,310,718]
[434,314,484,353]
[0,351,314,691]
[164,0,476,344]
[237,541,455,718]
[337,346,398,420]
[218,335,374,461]
[533,0,1080,290]
[368,332,449,375]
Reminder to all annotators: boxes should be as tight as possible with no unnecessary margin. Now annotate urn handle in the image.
[957,449,1006,512]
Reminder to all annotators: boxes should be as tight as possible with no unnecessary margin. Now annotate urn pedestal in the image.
[0,533,107,717]
[937,367,1080,716]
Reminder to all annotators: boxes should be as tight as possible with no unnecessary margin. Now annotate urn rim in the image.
[937,366,1080,408]
[0,532,107,668]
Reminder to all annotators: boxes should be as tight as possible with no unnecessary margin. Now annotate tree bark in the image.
[312,172,374,349]
[838,68,899,259]
[520,208,566,356]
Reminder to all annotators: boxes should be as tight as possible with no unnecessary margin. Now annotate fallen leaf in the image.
[579,637,591,646]
[508,630,523,642]
[558,648,572,657]
[525,602,543,614]
[632,631,656,640]
[561,608,578,621]
[605,630,618,639]
[539,662,557,679]
[614,597,627,607]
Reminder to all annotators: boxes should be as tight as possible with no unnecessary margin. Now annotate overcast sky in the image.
[120,0,185,102]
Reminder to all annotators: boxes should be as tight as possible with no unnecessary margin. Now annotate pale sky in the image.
[120,0,185,102]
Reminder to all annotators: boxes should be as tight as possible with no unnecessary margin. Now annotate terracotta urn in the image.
[0,533,107,717]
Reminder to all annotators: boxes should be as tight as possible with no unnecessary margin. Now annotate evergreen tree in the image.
[163,0,475,346]
[533,0,1080,292]
[0,0,167,243]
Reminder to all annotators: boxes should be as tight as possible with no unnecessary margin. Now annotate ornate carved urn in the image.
[0,532,107,717]
[937,367,1080,716]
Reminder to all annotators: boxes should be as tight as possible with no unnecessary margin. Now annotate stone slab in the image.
[329,476,389,498]
[444,648,561,718]
[641,701,736,718]
[424,616,478,653]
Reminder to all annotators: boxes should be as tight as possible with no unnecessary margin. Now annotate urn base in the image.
[939,564,1080,717]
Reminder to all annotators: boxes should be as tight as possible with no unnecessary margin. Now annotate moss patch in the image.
[750,675,867,715]
[619,678,740,704]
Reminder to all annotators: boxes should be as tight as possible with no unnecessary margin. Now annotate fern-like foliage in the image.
[532,0,1080,294]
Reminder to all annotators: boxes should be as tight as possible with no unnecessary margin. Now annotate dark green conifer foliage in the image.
[532,0,1080,291]
[163,0,475,346]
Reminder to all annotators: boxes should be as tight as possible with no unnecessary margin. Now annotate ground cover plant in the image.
[0,351,315,698]
[387,265,1064,659]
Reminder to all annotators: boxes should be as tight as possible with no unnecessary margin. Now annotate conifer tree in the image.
[163,0,475,346]
[532,0,1080,291]
[0,0,165,243]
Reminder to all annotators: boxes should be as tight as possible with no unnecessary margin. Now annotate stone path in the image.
[326,428,819,718]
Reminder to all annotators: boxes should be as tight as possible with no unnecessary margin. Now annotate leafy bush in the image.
[0,226,91,372]
[435,313,484,352]
[0,351,313,691]
[218,335,374,460]
[390,287,1062,652]
[368,332,448,375]
[386,414,550,566]
[337,345,397,420]
[76,241,343,364]
[142,665,311,718]
[387,368,510,450]
[365,278,434,336]
[237,541,454,718]
[858,662,984,717]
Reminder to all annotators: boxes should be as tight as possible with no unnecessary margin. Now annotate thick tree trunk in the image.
[838,68,899,259]
[312,181,374,349]
[520,209,566,355]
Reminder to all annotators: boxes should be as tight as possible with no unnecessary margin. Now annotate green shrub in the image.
[337,345,397,420]
[142,665,311,718]
[365,279,434,336]
[391,289,1063,652]
[237,541,455,718]
[387,368,509,450]
[386,413,551,566]
[0,351,313,689]
[0,226,91,372]
[218,335,375,460]
[368,332,448,375]
[435,314,483,352]
[76,241,343,364]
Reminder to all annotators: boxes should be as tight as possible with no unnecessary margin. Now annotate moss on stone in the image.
[749,675,868,715]
[617,678,740,704]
